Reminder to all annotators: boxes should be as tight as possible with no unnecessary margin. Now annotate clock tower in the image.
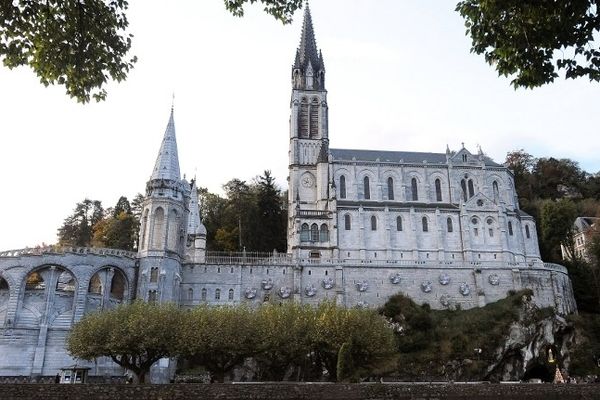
[287,3,337,258]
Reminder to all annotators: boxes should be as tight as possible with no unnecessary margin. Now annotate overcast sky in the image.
[1,0,599,250]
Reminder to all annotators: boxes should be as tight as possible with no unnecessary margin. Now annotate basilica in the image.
[0,4,575,380]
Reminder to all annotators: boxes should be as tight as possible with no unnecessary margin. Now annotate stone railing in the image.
[202,252,569,273]
[205,251,293,265]
[0,246,137,259]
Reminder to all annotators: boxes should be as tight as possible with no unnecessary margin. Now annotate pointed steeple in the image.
[292,1,325,90]
[187,179,207,236]
[151,108,181,181]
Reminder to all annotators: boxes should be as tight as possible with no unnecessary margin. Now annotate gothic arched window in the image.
[525,225,531,239]
[371,216,377,231]
[411,178,418,201]
[493,181,500,204]
[344,214,351,230]
[396,216,403,231]
[150,267,159,283]
[310,224,319,242]
[201,288,207,301]
[215,288,221,300]
[300,223,310,242]
[310,98,319,138]
[339,175,347,199]
[152,207,165,249]
[461,180,468,202]
[187,288,193,301]
[228,288,234,300]
[468,179,475,198]
[447,217,453,233]
[435,179,442,202]
[298,98,309,138]
[141,209,149,250]
[364,176,371,200]
[320,224,329,242]
[387,177,394,200]
[422,217,428,232]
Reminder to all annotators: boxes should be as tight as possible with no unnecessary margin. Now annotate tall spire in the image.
[151,108,181,181]
[292,1,325,90]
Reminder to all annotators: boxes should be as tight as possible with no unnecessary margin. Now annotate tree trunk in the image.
[135,370,148,384]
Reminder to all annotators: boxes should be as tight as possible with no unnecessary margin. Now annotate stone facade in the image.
[0,4,576,380]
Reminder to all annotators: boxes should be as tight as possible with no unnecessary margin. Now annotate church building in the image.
[0,3,575,381]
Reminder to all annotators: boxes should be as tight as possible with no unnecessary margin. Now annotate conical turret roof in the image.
[151,108,181,181]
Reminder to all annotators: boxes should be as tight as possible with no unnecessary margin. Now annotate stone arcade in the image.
[0,4,575,380]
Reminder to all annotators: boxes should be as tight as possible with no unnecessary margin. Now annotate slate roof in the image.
[151,108,181,181]
[330,148,502,167]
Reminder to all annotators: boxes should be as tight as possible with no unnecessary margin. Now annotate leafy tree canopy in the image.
[457,0,600,88]
[0,0,136,102]
[67,301,184,383]
[10,1,600,102]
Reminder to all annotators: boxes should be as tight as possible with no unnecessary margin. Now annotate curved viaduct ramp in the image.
[0,247,137,376]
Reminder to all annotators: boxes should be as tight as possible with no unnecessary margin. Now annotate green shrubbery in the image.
[379,290,536,380]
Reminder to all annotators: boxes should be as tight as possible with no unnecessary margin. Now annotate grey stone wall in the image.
[1,383,599,400]
[182,260,575,314]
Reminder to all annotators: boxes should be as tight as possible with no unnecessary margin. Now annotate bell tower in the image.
[288,2,337,258]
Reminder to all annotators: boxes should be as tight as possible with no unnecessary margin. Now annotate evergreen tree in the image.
[57,199,104,246]
[255,170,287,252]
[92,196,137,251]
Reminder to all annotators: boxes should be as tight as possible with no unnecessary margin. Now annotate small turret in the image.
[185,179,206,263]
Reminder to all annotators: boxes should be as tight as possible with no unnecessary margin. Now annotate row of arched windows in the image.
[343,215,455,233]
[339,176,443,202]
[187,287,235,301]
[140,207,182,251]
[342,214,533,240]
[300,223,329,242]
[1,266,127,301]
[339,175,503,205]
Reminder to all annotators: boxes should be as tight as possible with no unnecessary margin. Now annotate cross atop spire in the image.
[151,108,181,181]
[292,1,325,90]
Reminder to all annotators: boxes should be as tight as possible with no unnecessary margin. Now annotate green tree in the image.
[92,211,137,251]
[254,302,315,380]
[91,196,137,250]
[312,302,396,381]
[255,170,287,252]
[113,196,132,217]
[539,199,578,262]
[225,0,304,23]
[0,1,136,103]
[336,341,355,382]
[0,1,305,102]
[532,158,585,200]
[198,187,228,251]
[456,1,600,88]
[67,301,183,383]
[505,149,535,202]
[57,199,104,246]
[178,305,259,382]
